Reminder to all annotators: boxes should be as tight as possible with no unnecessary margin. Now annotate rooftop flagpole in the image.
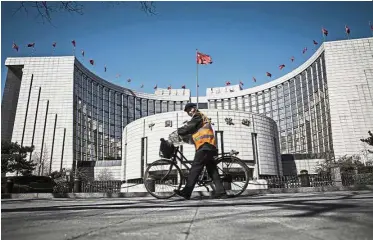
[196,49,199,108]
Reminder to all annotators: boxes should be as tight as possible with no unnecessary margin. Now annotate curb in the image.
[2,185,373,200]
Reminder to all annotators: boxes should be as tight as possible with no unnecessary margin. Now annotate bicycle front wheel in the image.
[215,156,250,197]
[143,159,183,199]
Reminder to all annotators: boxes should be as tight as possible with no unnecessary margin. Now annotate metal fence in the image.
[341,172,373,186]
[261,172,373,189]
[261,174,334,188]
[81,181,122,193]
[51,172,373,193]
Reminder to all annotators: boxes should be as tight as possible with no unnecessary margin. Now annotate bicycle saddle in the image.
[230,150,239,155]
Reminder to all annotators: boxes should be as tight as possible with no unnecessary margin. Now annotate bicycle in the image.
[143,131,251,199]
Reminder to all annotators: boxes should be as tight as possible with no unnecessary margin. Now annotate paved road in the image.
[2,191,373,240]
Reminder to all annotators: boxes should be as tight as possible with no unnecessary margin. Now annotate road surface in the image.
[2,191,373,240]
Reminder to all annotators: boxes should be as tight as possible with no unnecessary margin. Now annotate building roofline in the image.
[5,37,372,101]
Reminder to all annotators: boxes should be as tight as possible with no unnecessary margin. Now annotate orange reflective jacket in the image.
[192,112,216,150]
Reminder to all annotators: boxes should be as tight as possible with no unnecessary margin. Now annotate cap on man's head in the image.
[184,103,197,112]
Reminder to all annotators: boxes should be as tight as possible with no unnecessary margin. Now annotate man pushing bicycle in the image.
[173,103,228,200]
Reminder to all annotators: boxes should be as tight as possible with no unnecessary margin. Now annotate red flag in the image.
[302,47,307,54]
[27,43,35,48]
[322,28,328,36]
[313,40,318,45]
[154,84,157,89]
[253,77,257,82]
[127,78,131,83]
[239,81,244,86]
[81,50,85,57]
[89,59,94,65]
[225,81,231,86]
[52,42,56,47]
[104,65,107,72]
[279,64,285,70]
[72,40,76,47]
[197,51,213,65]
[345,25,350,35]
[167,85,172,90]
[266,72,272,77]
[12,42,19,52]
[181,85,186,89]
[290,56,295,62]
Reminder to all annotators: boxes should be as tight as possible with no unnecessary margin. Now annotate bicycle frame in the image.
[164,145,240,190]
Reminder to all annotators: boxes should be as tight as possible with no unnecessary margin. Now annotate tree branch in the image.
[12,1,156,25]
[140,1,157,15]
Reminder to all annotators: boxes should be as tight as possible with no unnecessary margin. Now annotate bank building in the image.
[2,37,373,185]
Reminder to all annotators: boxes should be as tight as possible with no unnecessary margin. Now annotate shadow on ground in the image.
[2,191,373,220]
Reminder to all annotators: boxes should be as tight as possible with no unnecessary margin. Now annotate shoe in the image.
[211,192,231,199]
[173,189,191,200]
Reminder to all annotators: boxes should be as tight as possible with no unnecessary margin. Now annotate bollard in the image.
[299,170,310,187]
[73,177,82,193]
[5,179,14,194]
[145,178,155,192]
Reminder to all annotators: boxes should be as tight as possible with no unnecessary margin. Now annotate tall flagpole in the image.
[196,49,199,108]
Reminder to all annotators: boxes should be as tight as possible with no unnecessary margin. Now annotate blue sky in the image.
[2,1,373,98]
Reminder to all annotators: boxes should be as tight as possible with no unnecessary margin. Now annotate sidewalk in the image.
[2,191,373,240]
[2,184,373,200]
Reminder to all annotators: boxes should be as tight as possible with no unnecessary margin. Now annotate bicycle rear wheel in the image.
[215,156,250,197]
[143,159,183,199]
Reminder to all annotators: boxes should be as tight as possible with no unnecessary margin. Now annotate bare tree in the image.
[12,1,156,24]
[96,168,114,181]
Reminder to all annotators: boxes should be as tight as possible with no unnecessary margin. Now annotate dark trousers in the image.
[182,149,225,196]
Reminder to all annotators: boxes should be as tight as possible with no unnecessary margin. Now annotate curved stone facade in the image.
[73,60,191,163]
[207,49,331,159]
[205,38,373,175]
[122,109,282,181]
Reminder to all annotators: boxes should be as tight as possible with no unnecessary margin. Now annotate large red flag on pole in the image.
[197,52,213,65]
[196,49,213,108]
